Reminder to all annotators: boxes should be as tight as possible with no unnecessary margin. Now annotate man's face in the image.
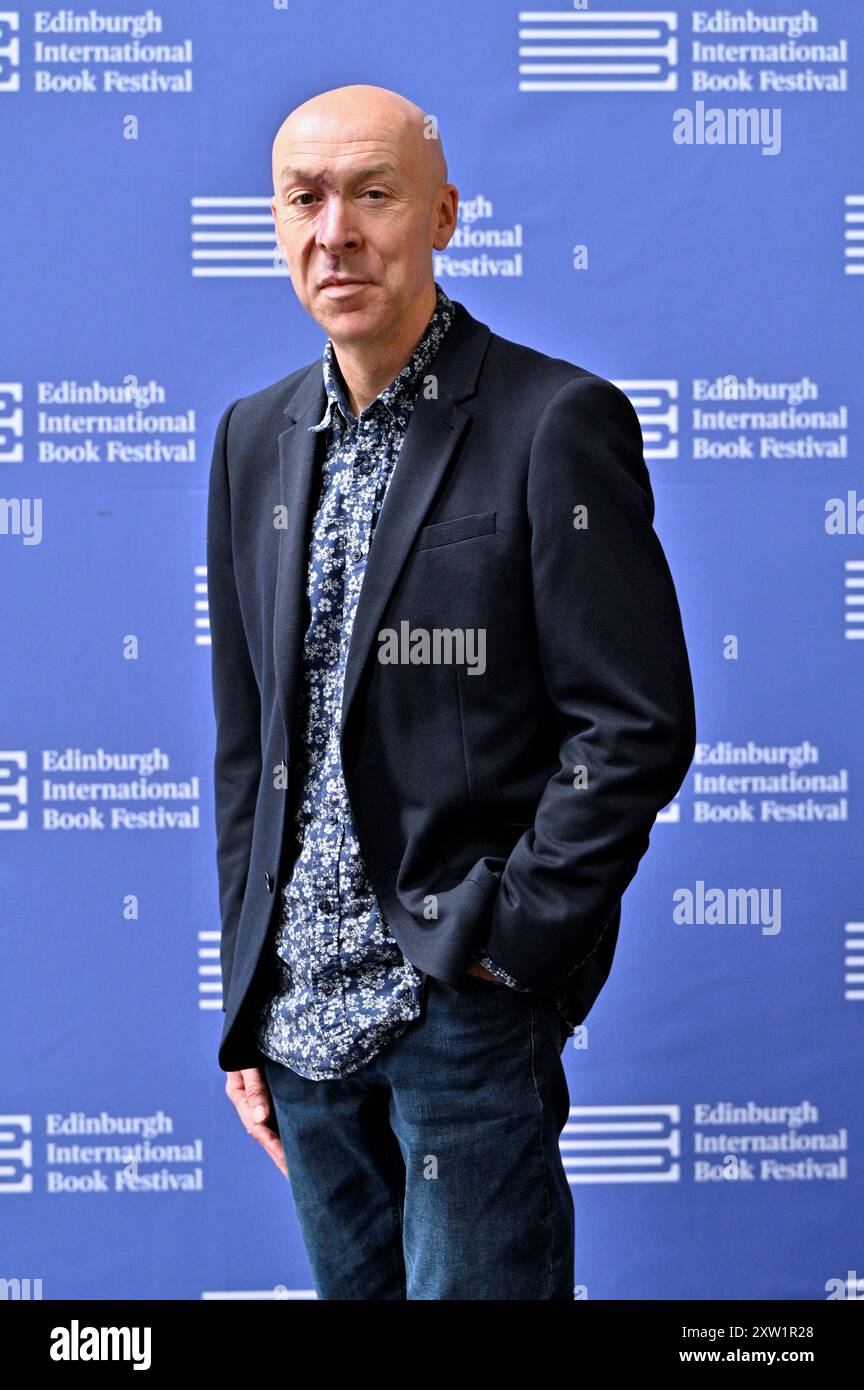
[270,111,455,347]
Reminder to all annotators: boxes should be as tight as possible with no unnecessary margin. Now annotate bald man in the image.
[207,84,696,1300]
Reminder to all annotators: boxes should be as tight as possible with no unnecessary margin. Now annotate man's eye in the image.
[362,189,387,200]
[289,193,316,206]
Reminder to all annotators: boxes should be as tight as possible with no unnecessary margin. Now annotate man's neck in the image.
[330,282,438,418]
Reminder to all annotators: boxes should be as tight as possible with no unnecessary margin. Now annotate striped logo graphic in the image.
[0,1114,33,1193]
[845,563,864,642]
[518,8,678,92]
[844,922,864,999]
[197,929,223,1010]
[844,195,864,275]
[0,750,27,830]
[194,564,210,647]
[560,1104,681,1183]
[615,378,679,459]
[191,197,288,278]
[0,11,20,93]
[0,381,24,462]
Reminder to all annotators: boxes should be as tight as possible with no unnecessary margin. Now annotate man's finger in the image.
[250,1121,288,1177]
[225,1069,288,1175]
[226,1067,269,1126]
[242,1078,272,1126]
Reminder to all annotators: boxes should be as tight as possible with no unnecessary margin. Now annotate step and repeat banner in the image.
[1,0,861,1302]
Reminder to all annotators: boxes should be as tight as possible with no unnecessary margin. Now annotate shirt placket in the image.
[311,422,360,1006]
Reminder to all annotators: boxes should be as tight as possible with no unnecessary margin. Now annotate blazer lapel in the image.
[273,364,326,757]
[273,300,492,761]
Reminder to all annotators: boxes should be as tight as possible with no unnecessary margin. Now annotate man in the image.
[207,83,696,1300]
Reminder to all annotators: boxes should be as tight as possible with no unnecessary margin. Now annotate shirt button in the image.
[318,897,333,912]
[320,980,336,997]
[351,546,364,564]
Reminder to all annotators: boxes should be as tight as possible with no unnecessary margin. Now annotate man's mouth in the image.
[319,277,371,295]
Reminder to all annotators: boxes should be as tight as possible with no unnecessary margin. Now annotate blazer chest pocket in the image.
[414,510,497,552]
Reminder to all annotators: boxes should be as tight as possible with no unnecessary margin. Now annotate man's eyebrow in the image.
[278,163,400,190]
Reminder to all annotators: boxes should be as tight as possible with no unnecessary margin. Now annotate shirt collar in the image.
[309,281,455,434]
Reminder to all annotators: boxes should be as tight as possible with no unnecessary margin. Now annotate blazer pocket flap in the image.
[415,510,497,552]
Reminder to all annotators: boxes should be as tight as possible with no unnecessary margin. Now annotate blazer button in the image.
[264,872,274,892]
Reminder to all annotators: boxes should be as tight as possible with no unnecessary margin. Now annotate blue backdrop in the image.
[1,0,861,1301]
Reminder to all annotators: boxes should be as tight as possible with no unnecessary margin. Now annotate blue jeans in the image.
[262,972,575,1299]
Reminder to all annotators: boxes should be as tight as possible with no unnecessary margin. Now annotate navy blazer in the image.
[206,296,696,1072]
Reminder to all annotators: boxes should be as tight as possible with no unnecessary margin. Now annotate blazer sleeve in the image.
[478,374,696,996]
[206,399,263,1009]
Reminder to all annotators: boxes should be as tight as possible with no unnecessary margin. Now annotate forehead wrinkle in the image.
[277,161,402,193]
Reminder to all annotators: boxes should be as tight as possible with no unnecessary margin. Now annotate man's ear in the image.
[433,184,459,251]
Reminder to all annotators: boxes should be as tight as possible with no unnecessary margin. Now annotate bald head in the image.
[269,82,458,352]
[272,84,447,203]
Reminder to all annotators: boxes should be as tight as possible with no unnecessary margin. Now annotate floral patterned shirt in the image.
[254,282,529,1081]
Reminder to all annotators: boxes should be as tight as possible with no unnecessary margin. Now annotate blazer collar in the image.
[280,294,488,425]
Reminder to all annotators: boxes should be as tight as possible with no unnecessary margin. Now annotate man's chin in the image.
[318,302,388,342]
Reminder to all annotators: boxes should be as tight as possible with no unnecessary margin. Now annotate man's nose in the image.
[316,196,360,253]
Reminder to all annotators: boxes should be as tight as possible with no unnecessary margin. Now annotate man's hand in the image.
[465,960,500,981]
[225,1068,288,1178]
